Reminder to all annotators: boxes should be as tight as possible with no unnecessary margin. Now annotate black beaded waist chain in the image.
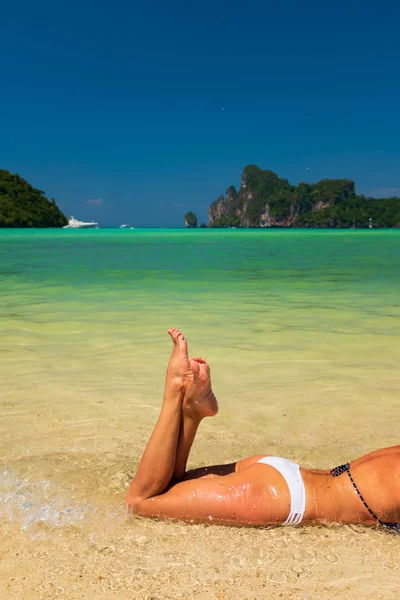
[330,462,400,534]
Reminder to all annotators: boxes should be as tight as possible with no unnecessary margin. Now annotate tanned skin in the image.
[125,329,400,529]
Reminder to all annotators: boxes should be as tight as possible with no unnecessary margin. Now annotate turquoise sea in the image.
[1,228,400,599]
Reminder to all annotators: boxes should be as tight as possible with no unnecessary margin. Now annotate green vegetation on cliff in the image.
[0,170,68,228]
[208,165,400,228]
[184,211,198,228]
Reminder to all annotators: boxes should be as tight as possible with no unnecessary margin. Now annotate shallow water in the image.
[1,228,400,599]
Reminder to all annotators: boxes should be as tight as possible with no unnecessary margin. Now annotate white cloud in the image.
[86,198,104,207]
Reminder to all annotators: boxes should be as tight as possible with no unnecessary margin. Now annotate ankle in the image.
[162,387,185,408]
[164,374,187,397]
[181,403,203,423]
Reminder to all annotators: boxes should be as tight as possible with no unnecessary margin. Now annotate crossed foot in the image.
[166,328,218,419]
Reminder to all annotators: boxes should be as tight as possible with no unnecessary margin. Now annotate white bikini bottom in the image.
[257,456,306,525]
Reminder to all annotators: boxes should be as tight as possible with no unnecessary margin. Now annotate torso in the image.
[301,446,400,526]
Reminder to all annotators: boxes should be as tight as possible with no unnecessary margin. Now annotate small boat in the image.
[63,216,99,229]
[119,224,130,228]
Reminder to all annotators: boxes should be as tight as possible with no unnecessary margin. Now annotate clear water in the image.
[1,228,400,599]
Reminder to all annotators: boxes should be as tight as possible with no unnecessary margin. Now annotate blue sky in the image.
[1,0,399,226]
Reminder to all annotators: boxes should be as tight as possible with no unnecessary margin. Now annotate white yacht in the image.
[63,216,99,229]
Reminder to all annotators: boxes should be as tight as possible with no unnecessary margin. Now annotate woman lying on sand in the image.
[125,329,400,532]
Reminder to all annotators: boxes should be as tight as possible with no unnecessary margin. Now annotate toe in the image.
[189,358,200,373]
[176,330,188,355]
[168,328,181,344]
[198,362,208,378]
[192,356,206,363]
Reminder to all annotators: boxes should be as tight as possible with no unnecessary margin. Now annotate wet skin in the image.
[125,329,400,529]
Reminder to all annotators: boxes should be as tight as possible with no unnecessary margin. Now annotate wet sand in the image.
[1,229,400,599]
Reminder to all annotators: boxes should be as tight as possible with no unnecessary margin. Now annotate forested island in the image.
[184,211,198,228]
[0,170,67,228]
[2,166,400,230]
[208,166,400,228]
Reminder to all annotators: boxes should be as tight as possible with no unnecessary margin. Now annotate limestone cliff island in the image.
[208,165,400,228]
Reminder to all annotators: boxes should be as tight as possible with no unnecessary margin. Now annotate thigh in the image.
[135,463,291,526]
[182,455,265,481]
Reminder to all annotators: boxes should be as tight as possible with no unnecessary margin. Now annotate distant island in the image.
[0,170,67,228]
[184,211,198,228]
[208,166,400,228]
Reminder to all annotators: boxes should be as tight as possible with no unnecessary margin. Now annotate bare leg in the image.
[172,357,218,481]
[172,358,261,481]
[125,328,193,507]
[125,333,282,526]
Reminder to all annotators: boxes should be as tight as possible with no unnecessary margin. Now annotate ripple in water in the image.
[0,467,92,538]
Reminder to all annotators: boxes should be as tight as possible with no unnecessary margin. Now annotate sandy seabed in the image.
[1,229,400,599]
[1,318,400,600]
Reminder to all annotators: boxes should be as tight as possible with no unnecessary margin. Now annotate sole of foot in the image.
[183,358,218,418]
